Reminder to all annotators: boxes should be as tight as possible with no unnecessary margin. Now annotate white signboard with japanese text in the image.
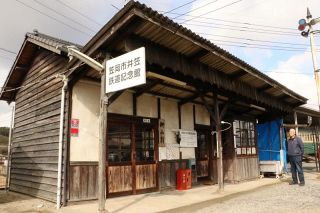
[105,47,146,93]
[179,130,197,147]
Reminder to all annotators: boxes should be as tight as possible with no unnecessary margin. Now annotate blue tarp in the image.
[257,119,287,171]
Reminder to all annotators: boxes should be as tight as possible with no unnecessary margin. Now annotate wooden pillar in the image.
[98,69,108,212]
[178,104,181,129]
[213,92,223,191]
[294,111,298,135]
[209,117,215,183]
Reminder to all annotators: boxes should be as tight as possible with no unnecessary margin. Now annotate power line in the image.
[0,48,17,55]
[262,71,314,75]
[173,0,219,19]
[180,0,243,24]
[214,42,315,52]
[163,0,199,15]
[15,0,92,37]
[162,11,296,31]
[206,34,309,47]
[184,20,297,35]
[186,23,298,36]
[210,39,319,52]
[33,0,96,33]
[56,0,103,27]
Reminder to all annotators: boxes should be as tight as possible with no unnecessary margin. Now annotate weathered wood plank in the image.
[13,123,60,139]
[11,143,59,153]
[15,94,61,120]
[69,166,80,200]
[13,117,60,134]
[11,156,59,164]
[10,184,56,201]
[15,79,62,109]
[11,136,59,148]
[14,102,61,124]
[11,168,57,178]
[14,110,61,129]
[11,150,59,158]
[10,179,57,193]
[11,174,57,186]
[108,166,132,193]
[11,163,59,172]
[13,128,59,142]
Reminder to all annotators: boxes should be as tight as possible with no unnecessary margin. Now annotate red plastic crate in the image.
[176,169,192,190]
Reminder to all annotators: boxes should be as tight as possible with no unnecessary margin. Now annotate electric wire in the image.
[163,0,199,15]
[33,0,97,33]
[15,0,92,37]
[214,42,314,52]
[56,0,103,27]
[172,0,219,19]
[185,21,298,35]
[210,39,319,51]
[164,11,296,31]
[206,34,309,47]
[187,23,299,36]
[0,48,17,55]
[180,0,243,24]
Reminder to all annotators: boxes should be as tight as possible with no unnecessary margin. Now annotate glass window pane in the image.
[136,128,155,162]
[108,124,131,163]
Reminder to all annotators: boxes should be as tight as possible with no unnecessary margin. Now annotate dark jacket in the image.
[287,136,304,156]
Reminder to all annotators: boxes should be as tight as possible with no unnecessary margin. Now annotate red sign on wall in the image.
[71,119,79,137]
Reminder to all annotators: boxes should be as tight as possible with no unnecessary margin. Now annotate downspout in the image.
[57,75,68,209]
[5,105,15,191]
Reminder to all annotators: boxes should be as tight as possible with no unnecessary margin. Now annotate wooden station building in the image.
[0,1,307,206]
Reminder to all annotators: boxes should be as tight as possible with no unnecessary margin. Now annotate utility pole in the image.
[298,8,320,110]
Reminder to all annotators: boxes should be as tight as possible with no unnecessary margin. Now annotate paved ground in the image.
[0,163,319,213]
[167,166,320,213]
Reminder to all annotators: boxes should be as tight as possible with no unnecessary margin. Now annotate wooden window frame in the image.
[233,119,257,157]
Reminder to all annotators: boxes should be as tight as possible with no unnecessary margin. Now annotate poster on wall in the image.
[166,143,180,160]
[179,130,197,147]
[71,119,79,137]
[159,119,165,147]
[159,147,167,161]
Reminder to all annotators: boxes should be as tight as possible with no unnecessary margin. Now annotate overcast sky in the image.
[0,0,320,126]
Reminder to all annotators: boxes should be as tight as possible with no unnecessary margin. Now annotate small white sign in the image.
[179,130,197,147]
[105,47,146,93]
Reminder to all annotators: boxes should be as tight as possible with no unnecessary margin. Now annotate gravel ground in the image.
[177,170,320,213]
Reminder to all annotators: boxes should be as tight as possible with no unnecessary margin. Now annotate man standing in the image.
[287,128,305,186]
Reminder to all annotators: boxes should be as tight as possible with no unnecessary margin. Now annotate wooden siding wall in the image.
[10,49,68,201]
[158,160,187,189]
[235,157,259,182]
[69,163,98,201]
[212,157,259,183]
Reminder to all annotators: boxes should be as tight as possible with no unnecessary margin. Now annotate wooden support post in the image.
[178,104,181,129]
[98,69,108,213]
[213,92,223,191]
[294,111,298,135]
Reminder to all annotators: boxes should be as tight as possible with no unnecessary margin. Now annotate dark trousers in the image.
[289,155,305,183]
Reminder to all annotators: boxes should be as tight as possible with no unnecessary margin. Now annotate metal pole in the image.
[98,68,108,213]
[5,105,15,191]
[309,25,320,111]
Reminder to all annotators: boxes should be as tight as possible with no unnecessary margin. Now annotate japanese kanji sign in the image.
[105,47,146,93]
[71,119,79,137]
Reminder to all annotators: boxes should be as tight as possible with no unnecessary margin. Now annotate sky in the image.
[0,0,320,126]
